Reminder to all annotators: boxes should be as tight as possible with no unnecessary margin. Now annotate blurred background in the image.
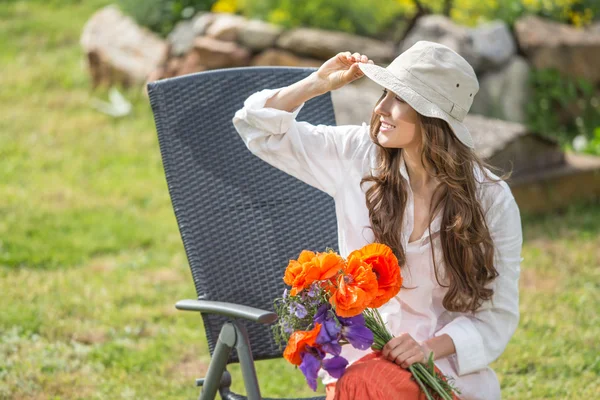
[1,0,599,398]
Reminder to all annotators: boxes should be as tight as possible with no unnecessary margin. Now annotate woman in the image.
[232,41,523,400]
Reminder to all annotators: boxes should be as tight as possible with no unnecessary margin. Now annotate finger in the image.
[339,52,352,63]
[350,62,364,77]
[381,336,403,357]
[360,54,368,63]
[391,347,413,366]
[384,334,409,352]
[351,52,361,60]
[387,342,413,362]
[400,354,425,369]
[389,341,421,364]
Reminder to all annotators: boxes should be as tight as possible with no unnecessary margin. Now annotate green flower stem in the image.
[409,365,434,400]
[364,308,457,400]
[413,364,452,400]
[413,366,446,398]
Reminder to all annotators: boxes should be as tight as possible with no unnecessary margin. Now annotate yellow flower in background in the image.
[569,8,594,27]
[211,0,238,14]
[394,0,416,14]
[522,0,539,8]
[394,0,594,27]
[268,8,291,26]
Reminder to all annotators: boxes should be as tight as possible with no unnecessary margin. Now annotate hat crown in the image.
[389,41,479,112]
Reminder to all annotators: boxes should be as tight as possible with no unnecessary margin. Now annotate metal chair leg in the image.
[196,321,263,400]
[231,321,261,400]
[199,323,236,400]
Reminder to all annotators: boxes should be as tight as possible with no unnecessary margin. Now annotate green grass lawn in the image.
[1,1,599,399]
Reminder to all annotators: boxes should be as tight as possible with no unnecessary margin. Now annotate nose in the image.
[374,95,391,116]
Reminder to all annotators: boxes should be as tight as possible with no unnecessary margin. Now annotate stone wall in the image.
[81,5,600,126]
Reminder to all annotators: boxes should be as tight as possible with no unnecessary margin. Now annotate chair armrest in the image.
[175,299,278,324]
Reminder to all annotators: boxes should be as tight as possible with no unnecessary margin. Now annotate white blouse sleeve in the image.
[434,188,523,376]
[231,87,370,198]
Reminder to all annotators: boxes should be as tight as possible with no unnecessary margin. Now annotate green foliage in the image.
[115,0,600,40]
[523,0,599,27]
[117,0,216,37]
[526,68,600,153]
[417,0,599,27]
[240,0,405,37]
[572,127,600,155]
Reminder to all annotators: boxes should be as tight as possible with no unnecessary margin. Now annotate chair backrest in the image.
[147,67,339,363]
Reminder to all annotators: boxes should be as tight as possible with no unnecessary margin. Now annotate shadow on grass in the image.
[520,198,600,242]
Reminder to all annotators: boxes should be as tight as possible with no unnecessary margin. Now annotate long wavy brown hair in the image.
[360,95,512,313]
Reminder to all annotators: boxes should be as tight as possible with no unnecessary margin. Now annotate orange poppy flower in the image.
[284,250,345,296]
[330,256,378,317]
[348,243,402,308]
[349,243,402,308]
[284,250,317,295]
[283,323,322,366]
[313,250,345,282]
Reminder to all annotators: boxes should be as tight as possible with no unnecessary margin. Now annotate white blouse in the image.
[232,88,524,400]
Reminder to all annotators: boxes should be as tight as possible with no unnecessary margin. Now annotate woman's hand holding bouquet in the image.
[272,243,459,399]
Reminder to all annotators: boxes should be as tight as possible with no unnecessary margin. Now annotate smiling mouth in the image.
[380,122,396,129]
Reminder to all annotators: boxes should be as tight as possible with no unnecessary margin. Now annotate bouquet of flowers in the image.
[272,243,459,400]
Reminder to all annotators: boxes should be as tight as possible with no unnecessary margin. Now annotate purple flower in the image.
[283,288,289,298]
[314,304,332,324]
[288,302,308,319]
[339,315,373,350]
[339,314,364,326]
[299,349,322,391]
[322,355,349,379]
[294,303,307,318]
[299,347,348,391]
[315,318,342,356]
[307,283,318,298]
[281,319,293,335]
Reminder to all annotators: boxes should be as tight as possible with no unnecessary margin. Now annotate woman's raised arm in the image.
[264,52,374,112]
[231,53,375,198]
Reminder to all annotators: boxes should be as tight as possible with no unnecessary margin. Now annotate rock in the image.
[514,15,600,84]
[463,113,532,159]
[80,5,168,87]
[471,21,516,70]
[168,19,196,56]
[193,36,251,69]
[331,76,383,126]
[146,66,167,84]
[238,19,283,51]
[166,57,183,78]
[205,13,246,41]
[192,12,216,36]
[178,50,208,76]
[250,49,322,68]
[470,56,531,124]
[276,28,395,63]
[401,15,482,72]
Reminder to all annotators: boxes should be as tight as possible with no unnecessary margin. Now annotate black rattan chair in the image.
[147,67,339,400]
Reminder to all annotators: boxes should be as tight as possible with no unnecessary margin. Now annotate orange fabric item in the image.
[324,352,460,400]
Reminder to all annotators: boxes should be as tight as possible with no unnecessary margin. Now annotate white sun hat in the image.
[358,40,479,149]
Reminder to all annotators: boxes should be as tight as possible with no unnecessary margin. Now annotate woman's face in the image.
[374,88,421,149]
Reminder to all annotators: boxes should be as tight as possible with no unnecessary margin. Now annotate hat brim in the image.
[357,62,475,149]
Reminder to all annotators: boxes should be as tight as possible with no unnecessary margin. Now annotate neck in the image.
[402,148,438,193]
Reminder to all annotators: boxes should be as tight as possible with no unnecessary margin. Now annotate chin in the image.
[376,133,395,148]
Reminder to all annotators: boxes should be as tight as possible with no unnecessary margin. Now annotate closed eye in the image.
[382,89,405,103]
